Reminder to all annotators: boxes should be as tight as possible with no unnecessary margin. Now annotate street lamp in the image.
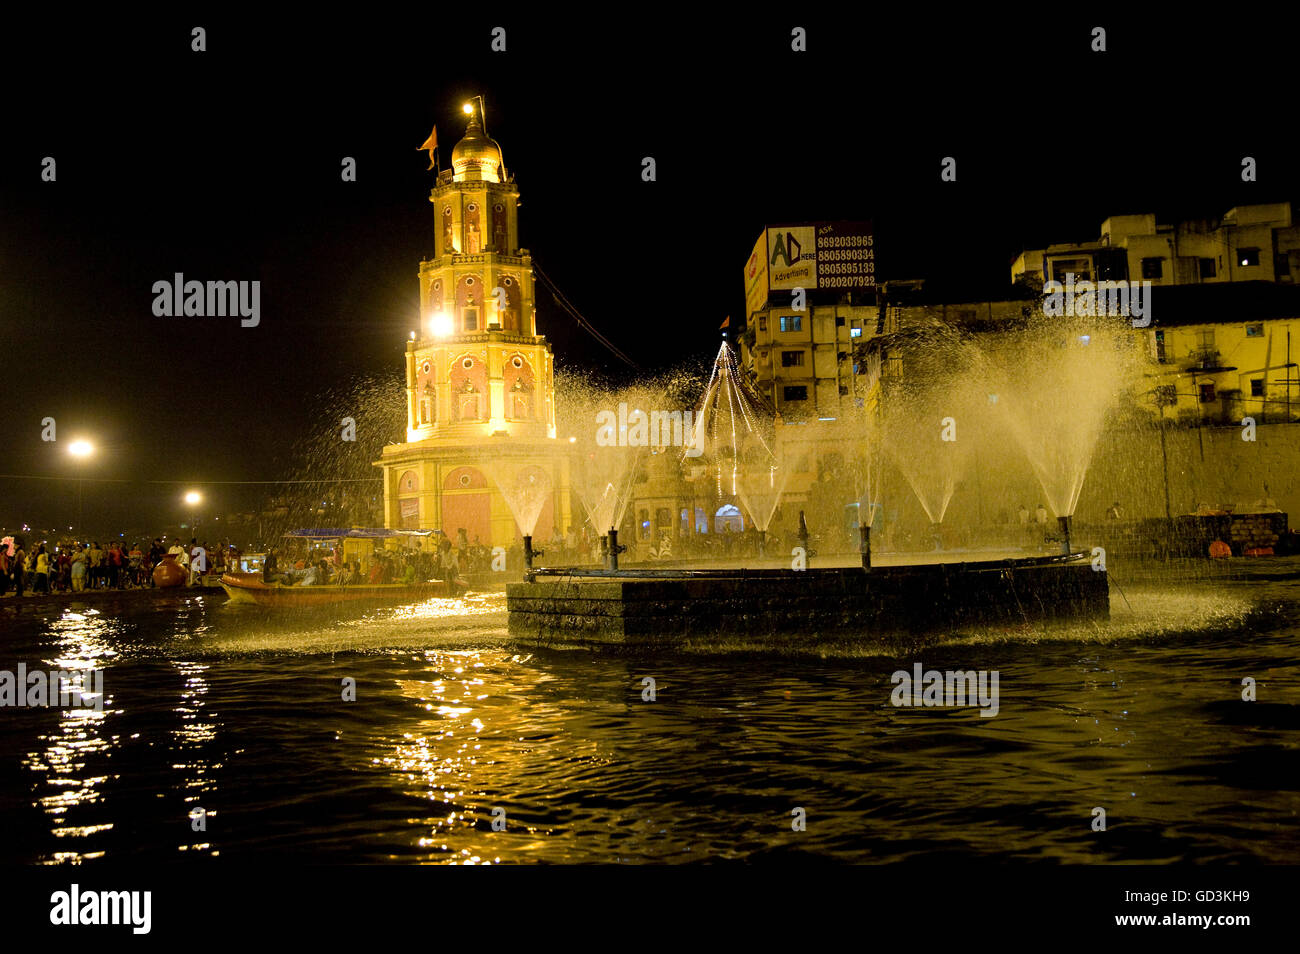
[68,440,94,536]
[184,491,202,538]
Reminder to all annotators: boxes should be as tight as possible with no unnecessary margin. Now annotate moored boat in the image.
[220,573,457,606]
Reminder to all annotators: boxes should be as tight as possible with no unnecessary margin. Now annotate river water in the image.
[1,560,1297,864]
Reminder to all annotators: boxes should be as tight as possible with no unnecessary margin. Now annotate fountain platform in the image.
[506,553,1108,648]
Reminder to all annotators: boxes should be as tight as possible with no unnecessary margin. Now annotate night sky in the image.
[3,11,1296,533]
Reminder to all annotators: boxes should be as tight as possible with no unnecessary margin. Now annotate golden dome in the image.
[451,111,503,181]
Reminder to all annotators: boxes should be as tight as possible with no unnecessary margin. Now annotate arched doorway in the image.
[443,466,491,546]
[714,504,744,533]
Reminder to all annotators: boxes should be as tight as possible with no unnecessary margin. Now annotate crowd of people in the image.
[259,536,471,594]
[0,536,229,597]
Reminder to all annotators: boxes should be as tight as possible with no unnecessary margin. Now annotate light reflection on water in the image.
[1,567,1298,864]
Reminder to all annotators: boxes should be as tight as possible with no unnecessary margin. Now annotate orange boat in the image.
[220,573,456,606]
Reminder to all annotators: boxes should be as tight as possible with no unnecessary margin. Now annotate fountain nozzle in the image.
[757,528,767,560]
[860,524,872,570]
[605,528,626,571]
[1057,515,1073,556]
[523,535,543,572]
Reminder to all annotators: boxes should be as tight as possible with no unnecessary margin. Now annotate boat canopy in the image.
[283,528,444,540]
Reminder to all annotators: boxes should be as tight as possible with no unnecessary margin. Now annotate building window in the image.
[464,309,478,332]
[1198,382,1216,404]
[1154,330,1167,363]
[1239,248,1260,267]
[1141,257,1164,280]
[462,357,474,369]
[758,317,767,332]
[421,360,431,375]
[781,350,805,367]
[1251,378,1264,397]
[1051,259,1092,283]
[779,315,802,333]
[1199,257,1216,279]
[1246,323,1264,338]
[1277,254,1292,280]
[419,400,430,425]
[839,385,849,396]
[836,316,845,327]
[850,327,862,338]
[783,386,808,401]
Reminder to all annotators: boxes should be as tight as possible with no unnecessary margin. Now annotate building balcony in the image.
[419,252,531,267]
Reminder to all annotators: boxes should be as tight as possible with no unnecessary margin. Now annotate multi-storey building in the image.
[1012,203,1300,289]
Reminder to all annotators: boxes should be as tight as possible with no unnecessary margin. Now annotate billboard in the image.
[744,221,875,316]
[743,232,769,319]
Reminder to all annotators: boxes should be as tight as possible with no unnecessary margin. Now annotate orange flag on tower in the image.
[719,316,730,330]
[417,125,438,171]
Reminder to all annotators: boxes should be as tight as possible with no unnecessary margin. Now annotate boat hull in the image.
[220,573,455,606]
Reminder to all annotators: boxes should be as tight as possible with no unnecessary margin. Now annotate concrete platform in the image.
[506,558,1108,648]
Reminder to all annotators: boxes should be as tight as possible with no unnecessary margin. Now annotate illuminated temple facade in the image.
[376,102,574,548]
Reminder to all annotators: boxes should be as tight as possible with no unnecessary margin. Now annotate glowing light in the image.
[430,312,454,337]
[68,440,93,458]
[184,491,202,506]
[410,331,416,341]
[463,103,474,114]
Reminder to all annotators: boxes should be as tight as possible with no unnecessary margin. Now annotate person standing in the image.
[1035,504,1049,526]
[11,542,26,597]
[128,542,143,585]
[108,542,123,589]
[56,548,71,593]
[0,543,9,597]
[34,545,50,594]
[188,538,207,586]
[89,542,105,589]
[71,546,87,592]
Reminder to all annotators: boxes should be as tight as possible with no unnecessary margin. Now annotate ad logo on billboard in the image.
[770,231,803,268]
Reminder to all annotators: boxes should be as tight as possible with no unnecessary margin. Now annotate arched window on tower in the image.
[465,202,481,254]
[499,276,520,333]
[450,355,487,421]
[420,383,435,425]
[442,206,454,255]
[492,203,506,251]
[458,275,481,333]
[504,354,534,419]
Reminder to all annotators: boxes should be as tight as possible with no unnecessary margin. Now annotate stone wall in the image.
[506,562,1108,648]
[1079,511,1289,559]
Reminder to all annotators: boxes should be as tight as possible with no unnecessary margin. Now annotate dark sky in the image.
[3,10,1296,533]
